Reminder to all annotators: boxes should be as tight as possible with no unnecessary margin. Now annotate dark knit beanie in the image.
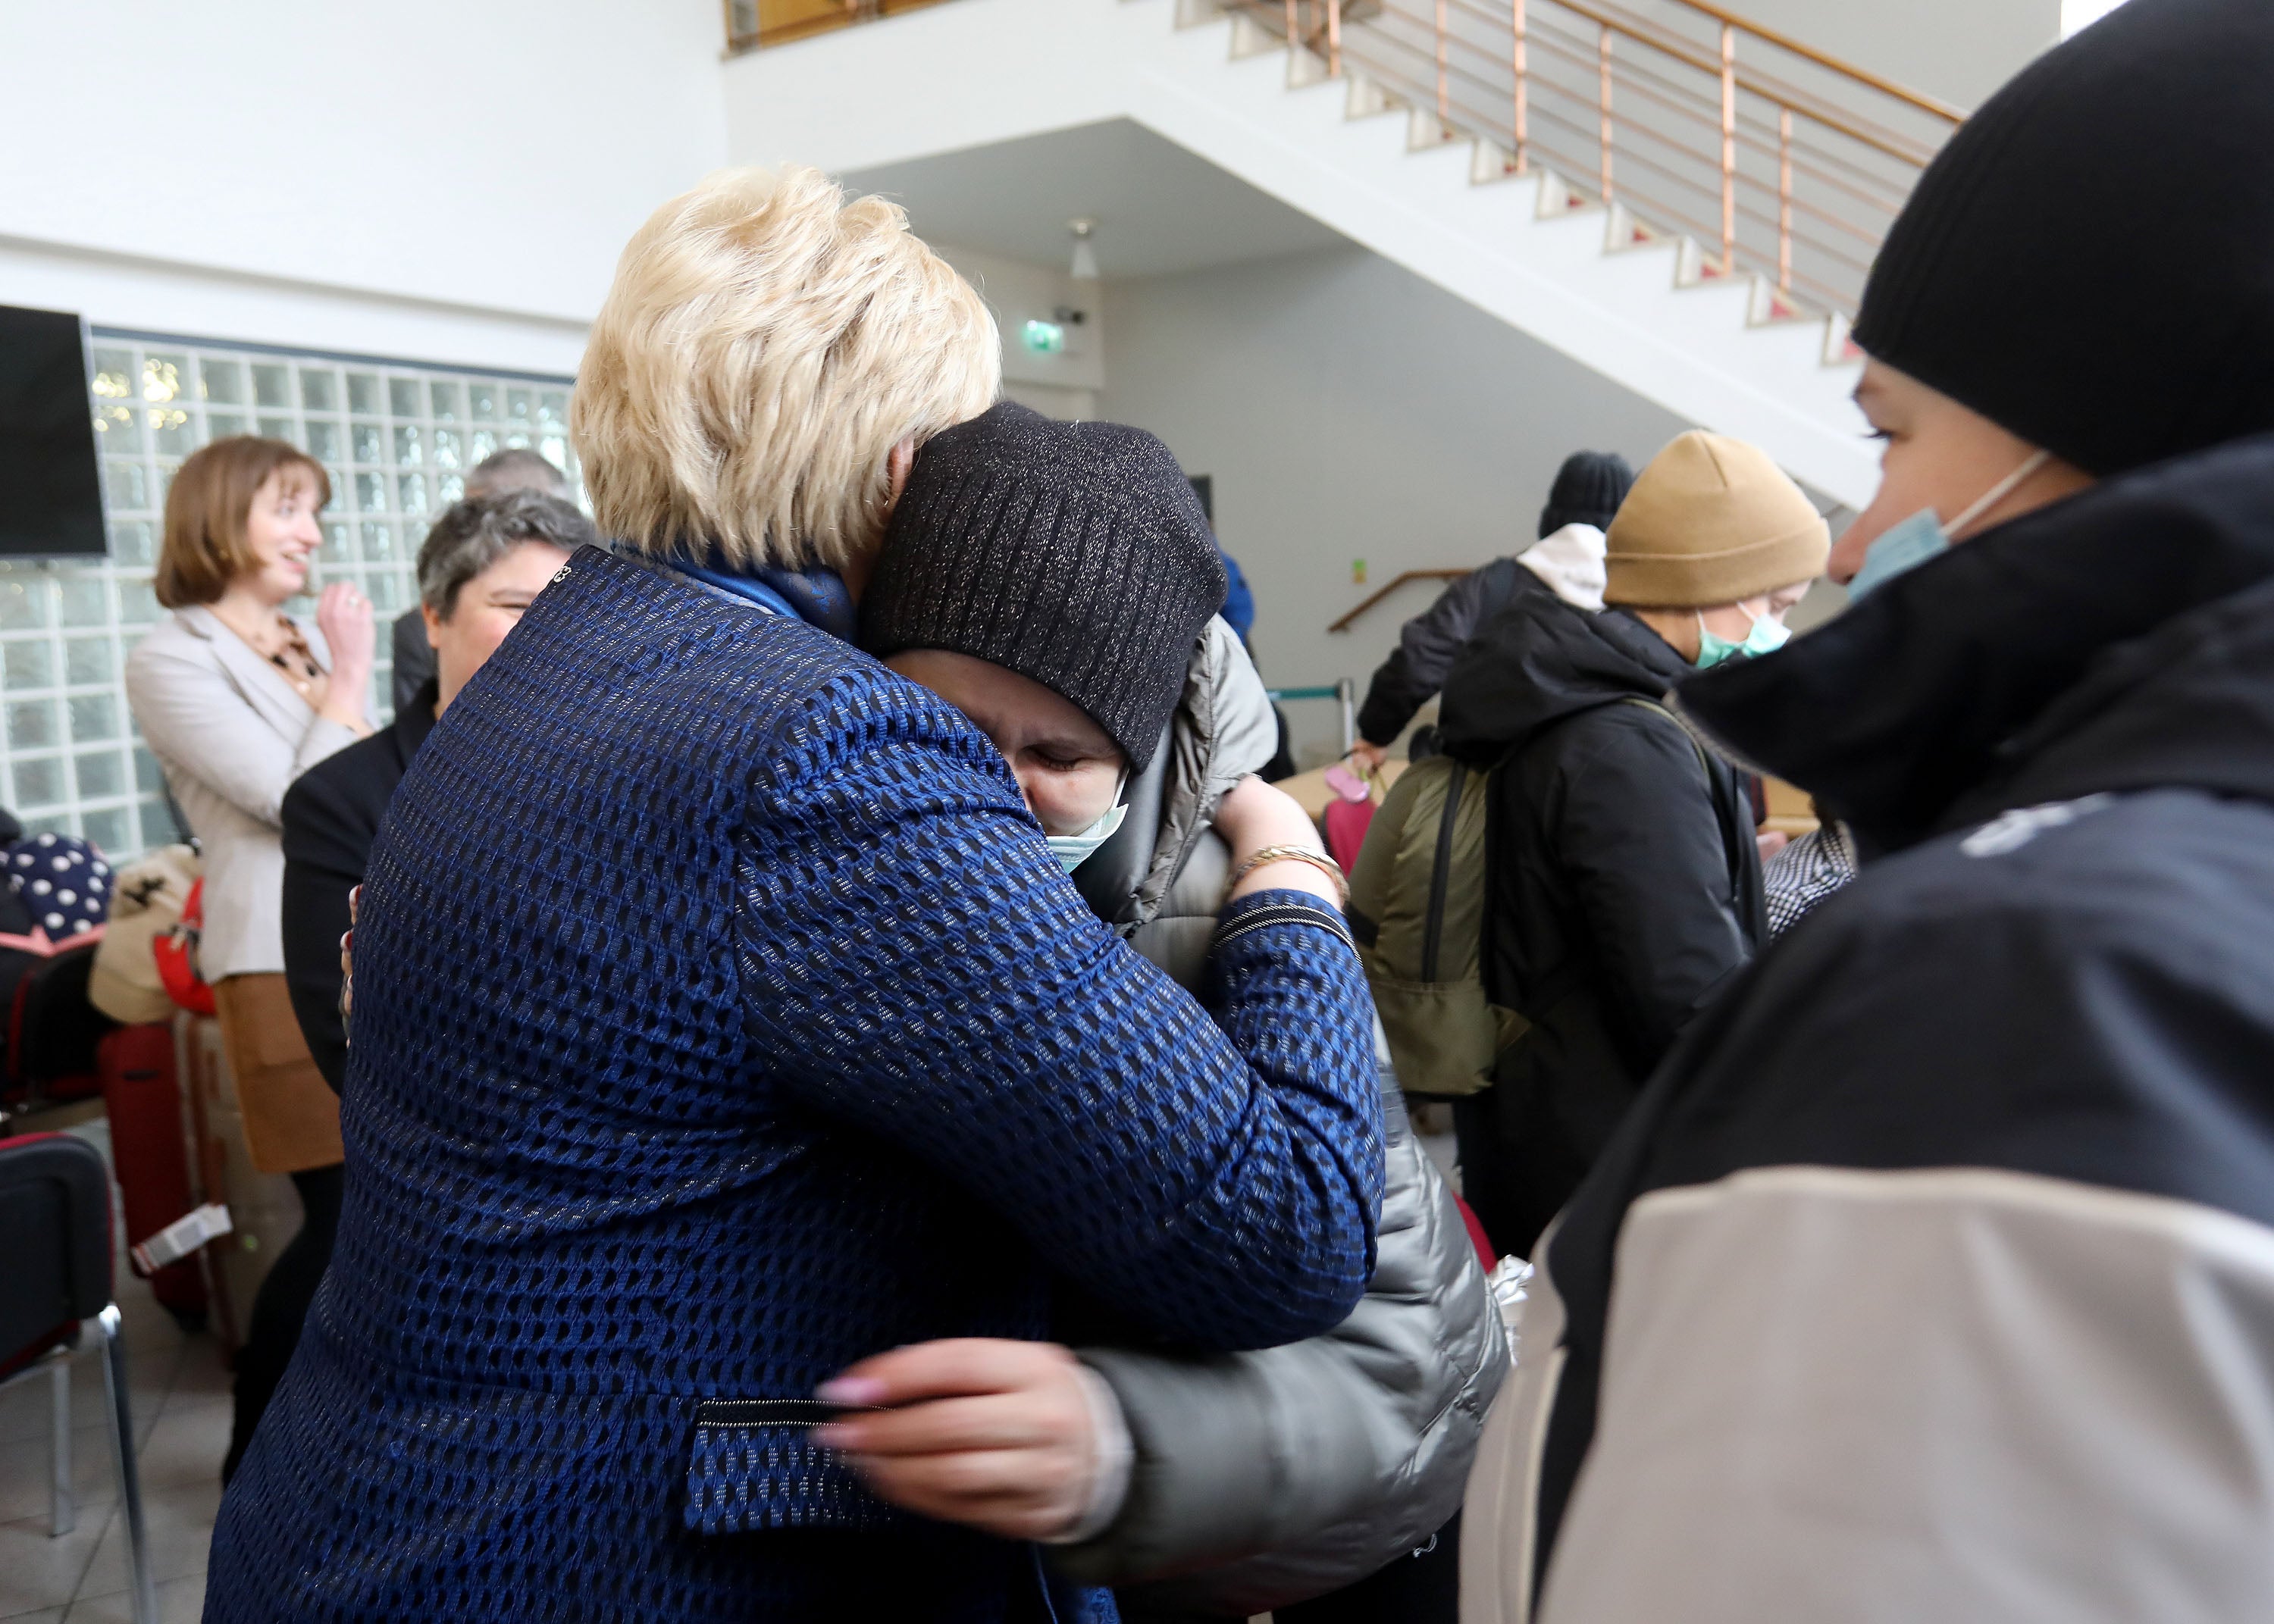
[1854,0,2274,477]
[1537,450,1636,538]
[862,402,1226,771]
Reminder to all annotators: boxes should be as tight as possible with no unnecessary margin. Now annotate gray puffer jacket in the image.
[1062,618,1508,1616]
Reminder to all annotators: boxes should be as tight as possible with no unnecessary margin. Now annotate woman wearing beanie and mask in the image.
[1464,5,2274,1620]
[1430,430,1825,1260]
[816,402,1502,1624]
[204,171,1383,1624]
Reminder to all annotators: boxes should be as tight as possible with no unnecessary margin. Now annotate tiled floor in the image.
[2,1112,230,1622]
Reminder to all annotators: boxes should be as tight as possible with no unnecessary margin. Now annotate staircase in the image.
[1208,1,1959,336]
[719,0,1965,507]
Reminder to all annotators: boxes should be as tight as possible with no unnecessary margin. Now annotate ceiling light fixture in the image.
[1068,217,1100,282]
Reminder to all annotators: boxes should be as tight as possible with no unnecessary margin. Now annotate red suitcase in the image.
[99,1022,208,1327]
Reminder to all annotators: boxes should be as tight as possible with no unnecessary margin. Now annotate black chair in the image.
[0,1131,155,1624]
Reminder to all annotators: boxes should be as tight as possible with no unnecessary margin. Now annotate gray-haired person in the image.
[389,448,572,709]
[237,487,593,1478]
[286,490,600,1088]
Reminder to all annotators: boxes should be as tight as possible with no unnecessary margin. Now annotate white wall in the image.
[0,0,728,372]
[1101,243,1692,767]
[932,244,1106,409]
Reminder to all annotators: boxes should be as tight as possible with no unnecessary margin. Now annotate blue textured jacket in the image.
[205,547,1383,1622]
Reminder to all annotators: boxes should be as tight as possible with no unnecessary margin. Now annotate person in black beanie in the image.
[862,401,1229,782]
[1463,5,2274,1619]
[841,400,1505,1624]
[1349,449,1633,770]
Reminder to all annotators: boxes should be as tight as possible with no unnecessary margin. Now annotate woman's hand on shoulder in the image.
[1214,775,1343,908]
[813,1339,1107,1543]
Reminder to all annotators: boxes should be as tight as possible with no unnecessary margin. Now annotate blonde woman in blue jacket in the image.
[205,169,1383,1624]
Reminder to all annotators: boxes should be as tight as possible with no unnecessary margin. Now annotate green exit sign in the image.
[1021,319,1067,355]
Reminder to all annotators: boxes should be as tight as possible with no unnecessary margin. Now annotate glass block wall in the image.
[0,330,578,861]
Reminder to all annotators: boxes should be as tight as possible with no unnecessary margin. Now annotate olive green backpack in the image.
[1345,754,1527,1097]
[1348,699,1704,1097]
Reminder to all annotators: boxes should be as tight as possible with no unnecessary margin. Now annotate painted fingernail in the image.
[816,1376,886,1407]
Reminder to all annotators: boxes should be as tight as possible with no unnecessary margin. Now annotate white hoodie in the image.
[1517,523,1608,612]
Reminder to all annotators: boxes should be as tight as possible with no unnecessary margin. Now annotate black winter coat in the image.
[1436,581,1762,1256]
[278,681,436,1090]
[1467,436,2274,1622]
[1355,558,1530,746]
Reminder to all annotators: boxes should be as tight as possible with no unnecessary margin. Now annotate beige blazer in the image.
[124,607,361,981]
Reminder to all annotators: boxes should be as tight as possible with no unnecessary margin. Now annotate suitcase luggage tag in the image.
[130,1201,232,1277]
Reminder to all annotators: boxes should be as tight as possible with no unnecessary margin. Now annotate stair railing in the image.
[1219,0,1962,318]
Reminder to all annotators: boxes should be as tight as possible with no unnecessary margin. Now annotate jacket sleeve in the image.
[126,644,359,830]
[1533,1161,2274,1624]
[735,673,1386,1352]
[1480,793,2274,1624]
[1054,1087,1508,1613]
[279,769,371,1093]
[1355,564,1509,746]
[1546,713,1752,1071]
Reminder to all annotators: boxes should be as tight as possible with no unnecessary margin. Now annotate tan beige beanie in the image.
[1604,430,1830,608]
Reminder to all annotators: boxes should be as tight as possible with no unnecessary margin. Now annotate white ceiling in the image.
[841,118,1348,279]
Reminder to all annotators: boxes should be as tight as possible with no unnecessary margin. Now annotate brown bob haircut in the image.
[155,437,330,609]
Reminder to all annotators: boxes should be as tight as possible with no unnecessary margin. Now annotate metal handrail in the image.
[721,0,1959,314]
[1596,0,1965,121]
[1238,0,1962,314]
[1266,679,1361,754]
[1342,36,1878,276]
[1327,568,1472,631]
[1382,0,1946,167]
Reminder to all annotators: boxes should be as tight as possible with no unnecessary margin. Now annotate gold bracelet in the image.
[1225,844,1348,906]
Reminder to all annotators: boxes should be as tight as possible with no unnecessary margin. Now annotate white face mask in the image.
[1848,449,2052,601]
[1044,776,1129,875]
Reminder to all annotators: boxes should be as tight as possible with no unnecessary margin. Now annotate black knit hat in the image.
[861,402,1226,771]
[1537,450,1636,538]
[1854,0,2274,477]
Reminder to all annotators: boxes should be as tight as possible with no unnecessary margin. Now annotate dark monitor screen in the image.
[0,305,107,558]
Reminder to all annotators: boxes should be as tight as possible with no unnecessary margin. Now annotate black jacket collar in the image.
[1676,433,2274,853]
[1439,577,1692,762]
[394,678,440,764]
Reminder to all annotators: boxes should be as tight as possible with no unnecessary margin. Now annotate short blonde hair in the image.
[572,166,1000,571]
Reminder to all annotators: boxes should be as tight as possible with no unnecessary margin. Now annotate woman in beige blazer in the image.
[124,435,372,1480]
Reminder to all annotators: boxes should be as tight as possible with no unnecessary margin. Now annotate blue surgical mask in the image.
[1693,605,1790,670]
[1045,791,1129,875]
[1848,449,2051,602]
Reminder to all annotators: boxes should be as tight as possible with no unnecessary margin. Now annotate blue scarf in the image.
[661,548,858,643]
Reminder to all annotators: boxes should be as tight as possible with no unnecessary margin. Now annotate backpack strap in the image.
[1613,695,1712,778]
[1614,696,1755,906]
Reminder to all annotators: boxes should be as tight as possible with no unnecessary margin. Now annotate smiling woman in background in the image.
[123,434,373,1482]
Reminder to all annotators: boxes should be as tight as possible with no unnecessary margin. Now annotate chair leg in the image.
[96,1306,158,1624]
[49,1348,73,1538]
